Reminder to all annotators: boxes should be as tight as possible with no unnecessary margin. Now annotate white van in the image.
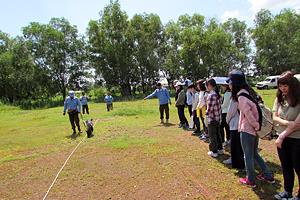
[256,75,280,90]
[295,74,300,82]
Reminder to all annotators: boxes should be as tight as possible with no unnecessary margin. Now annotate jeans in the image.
[82,104,89,114]
[177,105,188,126]
[193,110,200,132]
[220,113,230,142]
[208,121,223,153]
[188,105,193,117]
[159,104,169,120]
[277,137,300,197]
[240,132,273,183]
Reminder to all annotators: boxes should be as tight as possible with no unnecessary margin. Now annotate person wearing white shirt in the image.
[220,84,232,146]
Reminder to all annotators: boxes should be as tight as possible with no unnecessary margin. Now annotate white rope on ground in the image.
[42,119,99,200]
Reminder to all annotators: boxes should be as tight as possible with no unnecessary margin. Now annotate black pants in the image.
[193,110,200,132]
[188,105,193,116]
[177,105,188,126]
[277,137,300,197]
[230,130,245,169]
[82,105,89,114]
[208,121,223,153]
[220,113,230,142]
[107,103,113,111]
[68,111,81,133]
[159,104,169,120]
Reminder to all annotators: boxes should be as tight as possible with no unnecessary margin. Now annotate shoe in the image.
[274,191,293,200]
[256,173,275,184]
[218,149,225,155]
[223,157,232,165]
[208,151,218,158]
[239,178,256,188]
[161,119,164,123]
[200,135,207,140]
[192,130,201,136]
[166,119,169,124]
[178,124,183,128]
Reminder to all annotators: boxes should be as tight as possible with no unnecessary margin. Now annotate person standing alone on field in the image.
[80,92,89,115]
[63,90,82,135]
[104,92,114,112]
[144,82,171,124]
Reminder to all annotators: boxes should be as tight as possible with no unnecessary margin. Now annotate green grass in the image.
[1,89,298,199]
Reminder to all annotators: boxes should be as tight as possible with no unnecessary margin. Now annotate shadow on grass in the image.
[215,153,282,199]
[153,123,176,128]
[65,133,81,140]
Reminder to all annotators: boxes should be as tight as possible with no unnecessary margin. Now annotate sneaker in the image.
[274,191,293,200]
[256,173,275,184]
[223,157,232,165]
[208,151,218,158]
[161,119,164,123]
[200,135,207,140]
[166,119,169,124]
[218,149,225,155]
[192,130,201,136]
[178,124,183,128]
[239,178,256,188]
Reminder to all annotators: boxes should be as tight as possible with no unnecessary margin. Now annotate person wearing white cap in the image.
[63,90,82,135]
[175,82,189,128]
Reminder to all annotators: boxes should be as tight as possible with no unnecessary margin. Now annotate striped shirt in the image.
[206,90,222,124]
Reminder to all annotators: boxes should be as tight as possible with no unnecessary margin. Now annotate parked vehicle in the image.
[256,75,280,90]
[295,74,300,82]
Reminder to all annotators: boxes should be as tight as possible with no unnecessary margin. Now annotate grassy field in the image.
[0,89,298,199]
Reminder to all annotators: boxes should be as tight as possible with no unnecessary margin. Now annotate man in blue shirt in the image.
[104,92,114,112]
[144,82,171,123]
[80,92,89,115]
[63,90,82,135]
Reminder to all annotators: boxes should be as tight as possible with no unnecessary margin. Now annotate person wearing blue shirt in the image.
[63,90,82,135]
[144,82,171,123]
[80,92,89,115]
[104,92,114,112]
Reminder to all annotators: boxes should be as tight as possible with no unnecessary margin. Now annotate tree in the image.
[129,13,164,93]
[23,18,88,100]
[88,0,133,96]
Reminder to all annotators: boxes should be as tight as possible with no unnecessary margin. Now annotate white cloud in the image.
[221,10,250,22]
[248,0,300,12]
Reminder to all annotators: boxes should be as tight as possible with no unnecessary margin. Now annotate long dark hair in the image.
[277,71,300,107]
[197,80,206,91]
[231,84,259,102]
[206,78,221,99]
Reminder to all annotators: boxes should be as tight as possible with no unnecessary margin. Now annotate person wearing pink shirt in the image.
[273,71,300,200]
[228,70,274,188]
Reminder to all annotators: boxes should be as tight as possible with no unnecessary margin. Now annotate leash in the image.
[42,118,99,200]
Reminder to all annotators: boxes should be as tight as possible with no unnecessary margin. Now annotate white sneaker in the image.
[208,151,218,158]
[218,149,225,155]
[223,157,232,165]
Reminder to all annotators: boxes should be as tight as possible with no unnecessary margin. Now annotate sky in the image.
[1,0,300,36]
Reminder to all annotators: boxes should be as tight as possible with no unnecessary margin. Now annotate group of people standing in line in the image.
[145,70,300,200]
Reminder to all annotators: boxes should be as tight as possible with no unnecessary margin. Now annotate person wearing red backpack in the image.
[228,70,274,188]
[273,71,300,200]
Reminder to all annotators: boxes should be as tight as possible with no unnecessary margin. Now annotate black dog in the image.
[85,119,94,138]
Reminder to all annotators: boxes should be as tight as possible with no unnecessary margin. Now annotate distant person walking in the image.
[104,92,114,112]
[63,90,82,135]
[80,92,89,115]
[144,82,171,123]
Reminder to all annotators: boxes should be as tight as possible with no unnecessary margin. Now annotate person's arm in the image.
[238,96,260,130]
[144,90,157,100]
[111,96,114,102]
[166,89,171,104]
[77,99,81,113]
[272,98,289,126]
[63,98,67,114]
[205,94,213,116]
[276,113,300,148]
[226,100,237,124]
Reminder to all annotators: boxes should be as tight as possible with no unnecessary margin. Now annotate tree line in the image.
[0,0,299,103]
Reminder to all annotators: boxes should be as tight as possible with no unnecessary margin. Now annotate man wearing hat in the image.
[144,82,171,123]
[63,90,82,135]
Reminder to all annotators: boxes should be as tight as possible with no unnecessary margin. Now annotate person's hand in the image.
[143,97,147,100]
[63,112,66,116]
[275,137,283,149]
[254,122,260,131]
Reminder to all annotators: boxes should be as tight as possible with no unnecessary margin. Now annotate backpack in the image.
[238,93,275,140]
